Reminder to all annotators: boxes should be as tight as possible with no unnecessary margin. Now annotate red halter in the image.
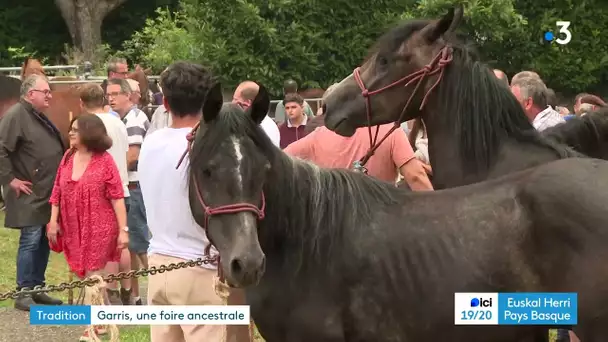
[176,121,266,262]
[351,46,453,173]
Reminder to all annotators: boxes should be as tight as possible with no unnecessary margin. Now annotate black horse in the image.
[321,6,592,190]
[187,82,608,341]
[542,109,608,161]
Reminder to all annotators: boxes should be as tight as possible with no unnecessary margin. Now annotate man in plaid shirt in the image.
[510,77,564,132]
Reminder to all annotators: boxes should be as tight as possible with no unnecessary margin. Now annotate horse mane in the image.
[542,109,608,157]
[438,43,582,172]
[190,104,402,277]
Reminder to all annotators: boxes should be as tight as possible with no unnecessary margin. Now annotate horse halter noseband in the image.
[176,121,266,260]
[352,46,453,173]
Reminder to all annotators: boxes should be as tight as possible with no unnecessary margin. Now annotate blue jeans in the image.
[16,225,50,290]
[127,183,149,254]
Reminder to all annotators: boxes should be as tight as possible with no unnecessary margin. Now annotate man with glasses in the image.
[0,74,65,311]
[101,57,129,115]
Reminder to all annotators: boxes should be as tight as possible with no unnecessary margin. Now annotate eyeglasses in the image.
[69,127,79,133]
[106,92,126,98]
[31,89,51,96]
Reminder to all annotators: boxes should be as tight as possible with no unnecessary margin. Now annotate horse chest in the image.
[247,281,346,342]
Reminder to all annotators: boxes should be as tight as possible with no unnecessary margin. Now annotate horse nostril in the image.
[230,258,244,276]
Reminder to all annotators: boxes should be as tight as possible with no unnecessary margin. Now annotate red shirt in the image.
[278,121,309,149]
[284,125,415,183]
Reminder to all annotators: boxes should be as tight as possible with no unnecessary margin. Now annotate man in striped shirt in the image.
[107,78,151,305]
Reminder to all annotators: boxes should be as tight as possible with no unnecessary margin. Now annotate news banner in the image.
[30,305,250,325]
[455,292,577,325]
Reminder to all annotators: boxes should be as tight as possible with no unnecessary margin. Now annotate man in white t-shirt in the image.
[78,83,133,305]
[139,62,228,341]
[233,80,281,147]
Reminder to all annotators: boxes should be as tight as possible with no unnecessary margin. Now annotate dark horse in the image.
[322,6,590,190]
[542,109,608,161]
[187,82,608,341]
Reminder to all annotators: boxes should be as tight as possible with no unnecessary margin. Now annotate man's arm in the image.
[127,145,141,171]
[399,158,434,191]
[0,112,21,185]
[390,128,433,191]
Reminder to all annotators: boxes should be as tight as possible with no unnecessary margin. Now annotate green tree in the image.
[513,0,608,97]
[121,0,415,95]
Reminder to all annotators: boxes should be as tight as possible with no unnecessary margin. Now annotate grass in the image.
[0,213,151,341]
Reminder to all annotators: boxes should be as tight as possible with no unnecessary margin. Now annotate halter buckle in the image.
[352,161,368,174]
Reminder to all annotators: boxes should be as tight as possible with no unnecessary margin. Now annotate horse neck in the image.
[422,110,471,189]
[257,151,390,277]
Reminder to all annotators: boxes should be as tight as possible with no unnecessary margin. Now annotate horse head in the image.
[188,81,270,287]
[323,5,464,136]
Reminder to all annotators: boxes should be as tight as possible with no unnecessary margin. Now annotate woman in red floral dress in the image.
[47,113,128,297]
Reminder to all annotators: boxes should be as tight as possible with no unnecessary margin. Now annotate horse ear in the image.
[423,5,464,42]
[203,82,224,123]
[248,84,270,125]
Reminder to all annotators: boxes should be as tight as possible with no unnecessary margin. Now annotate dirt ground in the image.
[0,307,84,341]
[0,281,149,342]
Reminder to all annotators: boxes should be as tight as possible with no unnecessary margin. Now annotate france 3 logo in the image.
[454,293,498,325]
[543,21,572,45]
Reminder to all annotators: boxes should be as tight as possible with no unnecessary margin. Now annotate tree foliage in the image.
[121,0,414,95]
[121,0,608,98]
[402,0,608,97]
[0,0,176,67]
[1,0,607,98]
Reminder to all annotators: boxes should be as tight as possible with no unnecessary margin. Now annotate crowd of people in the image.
[0,55,603,342]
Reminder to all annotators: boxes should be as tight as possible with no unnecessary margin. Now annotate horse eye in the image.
[377,56,389,67]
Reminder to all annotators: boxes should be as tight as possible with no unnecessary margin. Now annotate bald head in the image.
[233,80,259,109]
[283,79,298,94]
[493,69,508,86]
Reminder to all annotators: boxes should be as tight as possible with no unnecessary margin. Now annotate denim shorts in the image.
[126,183,150,254]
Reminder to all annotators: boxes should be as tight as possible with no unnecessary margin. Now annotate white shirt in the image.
[95,113,130,197]
[260,115,281,147]
[532,106,565,132]
[139,127,217,269]
[122,107,150,182]
[148,105,172,137]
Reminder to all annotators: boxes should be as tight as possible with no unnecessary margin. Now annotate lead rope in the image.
[84,275,120,342]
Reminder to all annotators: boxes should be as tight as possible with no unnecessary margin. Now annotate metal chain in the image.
[0,256,216,301]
